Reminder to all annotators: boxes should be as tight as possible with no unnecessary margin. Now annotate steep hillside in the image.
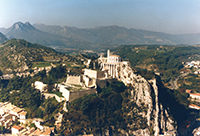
[115,61,188,135]
[62,65,189,135]
[0,39,60,72]
[0,32,8,43]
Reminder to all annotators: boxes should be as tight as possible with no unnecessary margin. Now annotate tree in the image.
[0,125,5,133]
[179,88,185,94]
[89,62,94,69]
[0,69,3,76]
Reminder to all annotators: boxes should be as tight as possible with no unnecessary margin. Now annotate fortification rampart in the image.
[66,75,82,85]
[69,88,96,102]
[43,93,65,102]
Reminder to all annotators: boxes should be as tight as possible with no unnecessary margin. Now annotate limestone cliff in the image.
[114,62,177,135]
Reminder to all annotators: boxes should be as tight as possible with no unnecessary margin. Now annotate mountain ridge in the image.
[33,23,185,45]
[1,22,200,52]
[32,23,200,45]
[0,22,93,51]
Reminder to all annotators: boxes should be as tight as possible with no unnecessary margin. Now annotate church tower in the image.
[107,49,110,62]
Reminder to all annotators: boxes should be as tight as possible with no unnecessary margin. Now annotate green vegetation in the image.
[0,76,44,118]
[178,73,200,93]
[113,45,200,80]
[0,39,60,72]
[0,65,66,122]
[49,92,64,97]
[41,98,63,126]
[46,64,67,84]
[0,38,196,135]
[32,62,52,68]
[60,79,148,135]
[0,125,5,134]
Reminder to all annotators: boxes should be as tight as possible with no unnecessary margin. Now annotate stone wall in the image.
[66,75,82,85]
[97,71,105,78]
[59,85,70,101]
[69,89,96,102]
[84,69,97,79]
[43,93,65,102]
[59,84,96,102]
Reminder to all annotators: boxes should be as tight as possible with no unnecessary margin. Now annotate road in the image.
[169,72,190,90]
[185,119,200,136]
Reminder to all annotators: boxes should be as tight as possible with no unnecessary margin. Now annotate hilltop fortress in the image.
[32,49,177,135]
[55,50,130,103]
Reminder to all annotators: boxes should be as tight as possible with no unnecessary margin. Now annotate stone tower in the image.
[107,49,110,62]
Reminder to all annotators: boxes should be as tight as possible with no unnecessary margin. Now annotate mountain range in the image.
[1,21,200,52]
[0,22,92,51]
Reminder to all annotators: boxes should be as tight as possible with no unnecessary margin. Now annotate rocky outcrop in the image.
[115,62,177,135]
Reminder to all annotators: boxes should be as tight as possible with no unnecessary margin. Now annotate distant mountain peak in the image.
[25,22,31,26]
[11,21,36,31]
[13,21,24,29]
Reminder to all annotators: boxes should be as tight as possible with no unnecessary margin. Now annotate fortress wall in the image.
[69,89,96,102]
[43,93,65,102]
[97,71,105,78]
[66,75,81,85]
[59,85,70,101]
[84,69,97,79]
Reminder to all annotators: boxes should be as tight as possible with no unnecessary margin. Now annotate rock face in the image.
[115,62,177,135]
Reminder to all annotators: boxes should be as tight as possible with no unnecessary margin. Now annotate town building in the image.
[34,81,47,92]
[189,104,200,110]
[11,122,55,135]
[59,84,96,102]
[186,89,192,94]
[0,102,27,130]
[190,93,200,100]
[12,125,24,135]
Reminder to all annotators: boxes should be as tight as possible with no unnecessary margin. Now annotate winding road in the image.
[169,72,190,90]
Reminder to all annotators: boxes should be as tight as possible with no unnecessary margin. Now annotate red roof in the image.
[19,111,27,116]
[186,89,192,93]
[189,104,200,109]
[190,93,200,97]
[12,125,23,130]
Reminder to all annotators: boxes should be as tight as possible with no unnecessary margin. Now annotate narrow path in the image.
[169,79,175,90]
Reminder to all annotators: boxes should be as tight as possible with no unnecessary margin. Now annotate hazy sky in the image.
[0,0,200,34]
